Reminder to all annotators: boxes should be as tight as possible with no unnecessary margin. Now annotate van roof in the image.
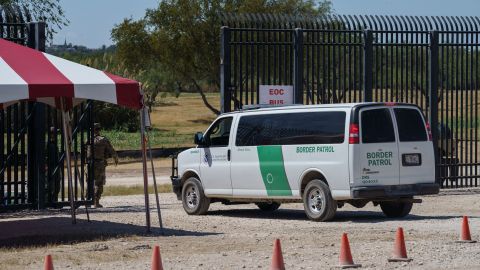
[222,102,419,116]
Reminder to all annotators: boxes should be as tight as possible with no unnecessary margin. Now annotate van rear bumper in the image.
[351,183,439,199]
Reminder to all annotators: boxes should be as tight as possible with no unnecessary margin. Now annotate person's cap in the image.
[94,123,101,130]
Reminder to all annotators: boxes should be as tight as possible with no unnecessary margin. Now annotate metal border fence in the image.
[220,14,480,188]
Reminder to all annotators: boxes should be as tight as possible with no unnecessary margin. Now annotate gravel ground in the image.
[104,174,171,186]
[0,189,479,269]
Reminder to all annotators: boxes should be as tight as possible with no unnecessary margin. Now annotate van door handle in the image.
[227,149,231,161]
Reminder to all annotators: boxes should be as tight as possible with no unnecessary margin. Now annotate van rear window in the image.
[361,109,395,143]
[236,111,346,146]
[394,108,428,142]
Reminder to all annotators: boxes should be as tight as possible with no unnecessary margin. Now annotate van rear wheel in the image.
[302,180,337,221]
[255,202,281,211]
[380,201,413,218]
[181,177,210,215]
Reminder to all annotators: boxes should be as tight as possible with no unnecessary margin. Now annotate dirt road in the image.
[1,189,479,269]
[106,159,171,186]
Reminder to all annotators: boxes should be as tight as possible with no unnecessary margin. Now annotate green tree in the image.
[112,0,331,115]
[57,50,175,131]
[0,0,68,41]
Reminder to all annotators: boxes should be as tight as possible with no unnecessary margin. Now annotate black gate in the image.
[220,14,480,188]
[0,9,94,210]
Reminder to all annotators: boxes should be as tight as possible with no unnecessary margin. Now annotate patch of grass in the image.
[103,184,172,196]
[103,129,192,150]
[102,92,219,150]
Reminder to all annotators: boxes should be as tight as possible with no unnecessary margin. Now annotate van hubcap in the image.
[308,188,324,214]
[185,185,198,209]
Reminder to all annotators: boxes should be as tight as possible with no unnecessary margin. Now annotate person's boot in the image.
[92,198,98,208]
[95,198,103,208]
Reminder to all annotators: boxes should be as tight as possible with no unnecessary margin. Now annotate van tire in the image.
[255,202,281,211]
[380,201,413,218]
[302,180,337,221]
[181,177,210,215]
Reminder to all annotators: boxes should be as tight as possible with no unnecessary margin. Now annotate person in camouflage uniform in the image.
[47,127,61,203]
[88,123,118,208]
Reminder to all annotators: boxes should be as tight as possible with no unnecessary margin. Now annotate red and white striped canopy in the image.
[0,38,142,110]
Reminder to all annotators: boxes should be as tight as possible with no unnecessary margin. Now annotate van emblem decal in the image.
[266,173,274,184]
[257,146,292,196]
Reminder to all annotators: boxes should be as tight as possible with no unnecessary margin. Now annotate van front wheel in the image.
[302,180,337,221]
[380,201,413,218]
[181,177,210,215]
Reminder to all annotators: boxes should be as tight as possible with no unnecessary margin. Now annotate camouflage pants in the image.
[47,175,61,203]
[94,163,106,203]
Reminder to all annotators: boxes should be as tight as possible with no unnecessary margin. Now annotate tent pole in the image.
[146,128,163,233]
[140,109,151,233]
[61,98,76,224]
[70,131,90,222]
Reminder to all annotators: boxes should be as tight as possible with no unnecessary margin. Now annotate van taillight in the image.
[426,122,433,141]
[349,123,359,144]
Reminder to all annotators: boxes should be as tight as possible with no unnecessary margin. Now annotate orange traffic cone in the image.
[270,239,285,270]
[388,227,412,262]
[338,233,361,268]
[151,246,164,270]
[44,255,54,270]
[457,216,476,243]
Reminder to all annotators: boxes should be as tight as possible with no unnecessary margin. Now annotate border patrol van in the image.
[171,103,439,221]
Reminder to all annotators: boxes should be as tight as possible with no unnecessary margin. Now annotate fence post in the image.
[293,28,304,104]
[220,26,231,113]
[429,30,440,185]
[363,30,373,102]
[27,22,47,209]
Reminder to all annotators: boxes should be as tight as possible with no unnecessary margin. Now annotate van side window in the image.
[236,112,346,146]
[394,108,428,142]
[361,109,395,143]
[205,117,233,147]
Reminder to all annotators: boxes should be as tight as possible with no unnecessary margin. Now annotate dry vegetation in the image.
[149,92,219,146]
[103,184,172,196]
[105,92,219,150]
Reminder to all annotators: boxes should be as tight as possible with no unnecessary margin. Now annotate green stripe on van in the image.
[257,146,292,196]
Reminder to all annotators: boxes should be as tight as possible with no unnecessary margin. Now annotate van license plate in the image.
[402,153,422,166]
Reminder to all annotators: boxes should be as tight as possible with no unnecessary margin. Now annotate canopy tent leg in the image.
[69,130,90,222]
[60,98,76,224]
[146,125,164,233]
[140,109,151,233]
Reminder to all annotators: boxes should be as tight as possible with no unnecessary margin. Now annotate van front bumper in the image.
[351,183,439,199]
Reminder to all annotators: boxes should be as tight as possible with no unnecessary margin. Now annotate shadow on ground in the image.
[0,204,178,220]
[208,208,470,223]
[0,216,218,248]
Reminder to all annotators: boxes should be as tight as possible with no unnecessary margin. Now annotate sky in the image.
[53,0,480,48]
[331,0,480,17]
[53,0,159,48]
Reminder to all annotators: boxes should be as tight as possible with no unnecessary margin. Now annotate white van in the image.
[171,103,439,221]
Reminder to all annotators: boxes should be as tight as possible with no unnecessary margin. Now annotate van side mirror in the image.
[194,132,205,145]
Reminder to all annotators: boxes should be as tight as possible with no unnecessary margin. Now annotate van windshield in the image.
[394,108,428,142]
[236,111,346,146]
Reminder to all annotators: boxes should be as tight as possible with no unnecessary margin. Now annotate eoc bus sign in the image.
[259,85,293,105]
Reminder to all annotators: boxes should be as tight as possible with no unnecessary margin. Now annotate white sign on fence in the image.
[259,85,294,105]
